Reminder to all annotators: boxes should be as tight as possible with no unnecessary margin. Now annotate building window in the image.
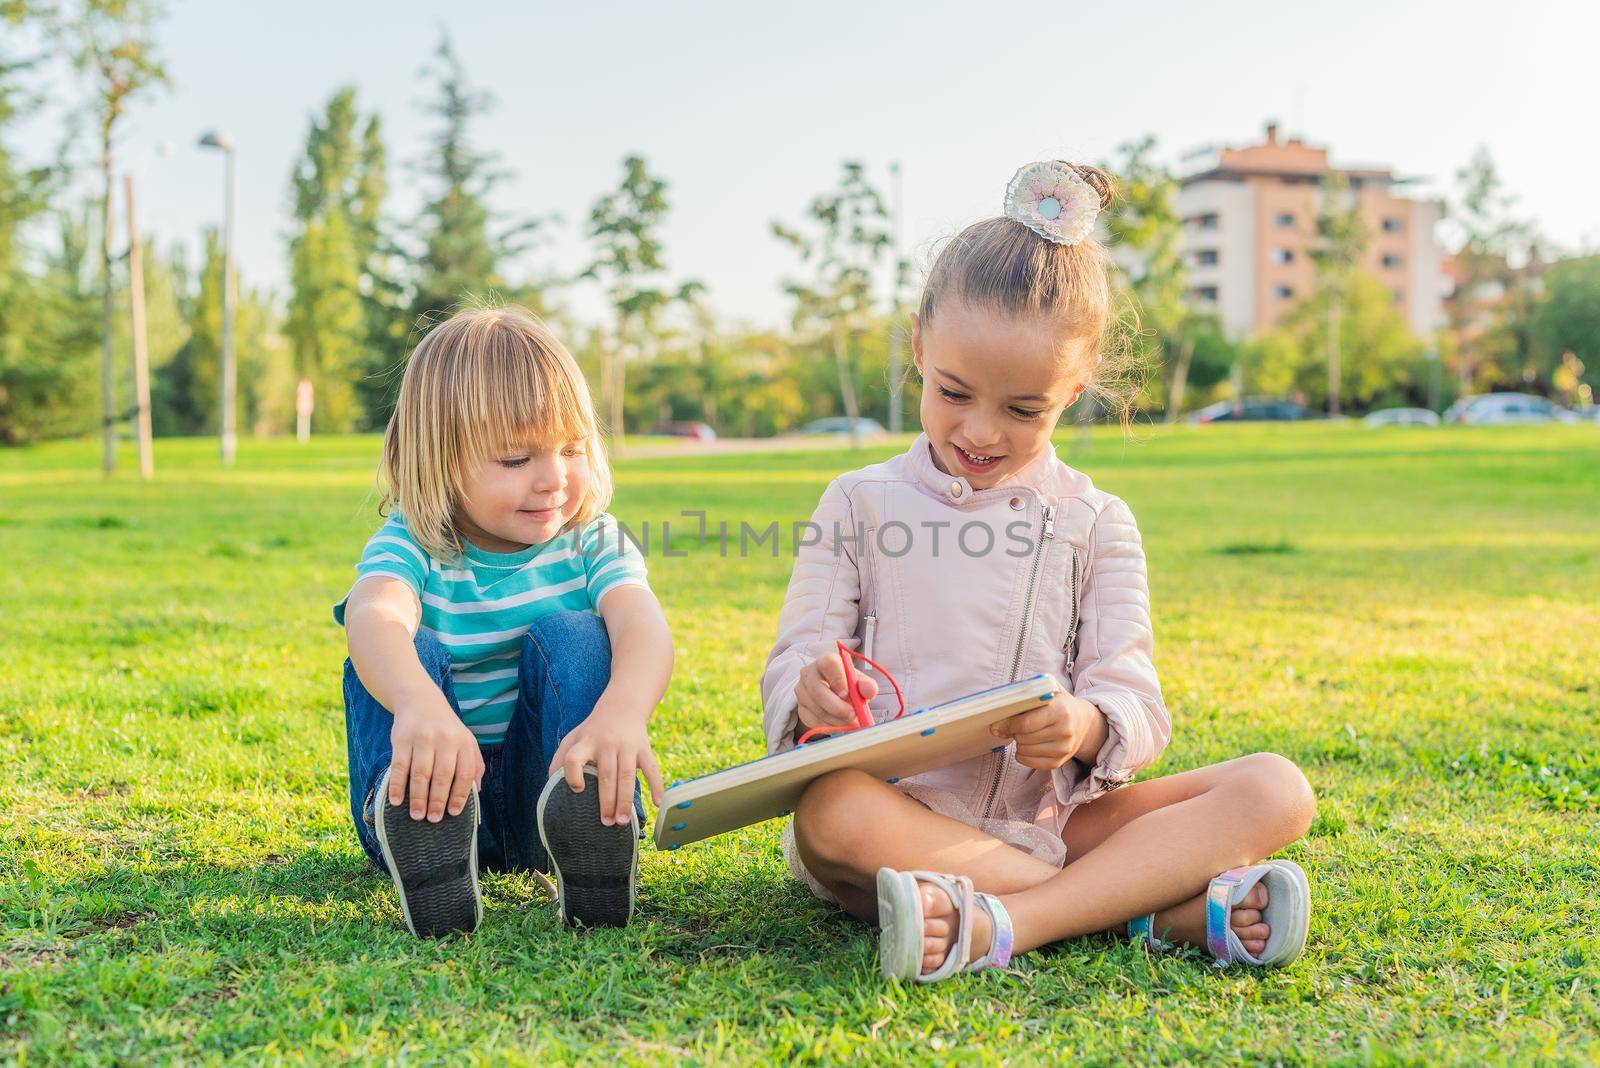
[1194,248,1219,266]
[1270,247,1295,265]
[1381,252,1403,269]
[1273,285,1295,300]
[1193,212,1219,230]
[1191,285,1219,303]
[1383,217,1403,233]
[1274,212,1295,228]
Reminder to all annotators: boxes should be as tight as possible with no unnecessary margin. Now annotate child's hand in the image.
[548,701,666,827]
[796,652,879,733]
[389,690,485,822]
[990,694,1109,771]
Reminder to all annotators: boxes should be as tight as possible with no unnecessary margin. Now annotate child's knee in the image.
[794,769,885,862]
[1234,752,1316,836]
[522,610,611,673]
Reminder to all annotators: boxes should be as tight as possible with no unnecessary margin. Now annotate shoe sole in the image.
[1262,859,1311,966]
[537,767,637,927]
[374,766,482,938]
[876,867,923,981]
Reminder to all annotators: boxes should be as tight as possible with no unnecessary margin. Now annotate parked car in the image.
[798,417,887,437]
[1447,393,1578,425]
[1188,398,1310,424]
[650,421,717,441]
[1363,407,1440,428]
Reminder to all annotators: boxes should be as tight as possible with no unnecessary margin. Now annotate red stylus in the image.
[796,640,907,745]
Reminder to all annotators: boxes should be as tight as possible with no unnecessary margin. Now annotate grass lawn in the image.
[2,422,1598,1065]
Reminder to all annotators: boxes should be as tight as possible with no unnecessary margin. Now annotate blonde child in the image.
[337,306,672,937]
[762,162,1316,981]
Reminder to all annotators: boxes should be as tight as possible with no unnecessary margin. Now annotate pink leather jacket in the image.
[761,434,1170,838]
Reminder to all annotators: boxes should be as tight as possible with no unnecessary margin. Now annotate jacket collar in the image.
[904,432,1061,501]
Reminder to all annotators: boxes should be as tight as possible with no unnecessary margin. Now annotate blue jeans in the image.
[343,609,642,874]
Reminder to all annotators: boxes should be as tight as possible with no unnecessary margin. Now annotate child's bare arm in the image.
[344,575,483,822]
[547,584,672,826]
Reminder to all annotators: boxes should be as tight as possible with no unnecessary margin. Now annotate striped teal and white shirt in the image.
[334,512,649,744]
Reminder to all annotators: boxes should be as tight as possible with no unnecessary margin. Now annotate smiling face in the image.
[913,302,1089,489]
[453,434,591,553]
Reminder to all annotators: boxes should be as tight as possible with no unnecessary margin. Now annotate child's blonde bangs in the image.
[381,306,613,560]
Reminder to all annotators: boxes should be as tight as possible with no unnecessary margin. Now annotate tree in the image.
[0,209,98,443]
[1270,272,1425,411]
[158,227,286,435]
[1532,256,1600,400]
[583,154,699,449]
[1307,171,1367,416]
[408,31,541,329]
[287,87,389,431]
[1447,148,1540,394]
[0,5,92,445]
[1102,136,1207,420]
[773,161,892,449]
[60,0,168,471]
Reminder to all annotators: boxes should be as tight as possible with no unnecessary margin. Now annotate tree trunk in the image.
[833,323,861,450]
[100,134,116,475]
[125,175,153,479]
[1327,287,1343,417]
[1164,334,1196,425]
[609,313,626,457]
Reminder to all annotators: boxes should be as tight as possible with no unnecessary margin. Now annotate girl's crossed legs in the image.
[793,753,1315,972]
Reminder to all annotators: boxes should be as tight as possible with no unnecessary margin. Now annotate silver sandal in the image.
[876,867,1015,983]
[1129,859,1311,967]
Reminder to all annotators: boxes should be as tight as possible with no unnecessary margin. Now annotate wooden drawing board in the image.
[653,674,1063,850]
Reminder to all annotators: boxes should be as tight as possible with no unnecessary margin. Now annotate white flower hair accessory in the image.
[1004,161,1101,246]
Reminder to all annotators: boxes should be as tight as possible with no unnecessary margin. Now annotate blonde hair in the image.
[917,162,1141,421]
[379,305,611,560]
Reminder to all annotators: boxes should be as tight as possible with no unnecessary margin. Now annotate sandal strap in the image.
[1205,866,1256,966]
[1128,912,1162,949]
[966,893,1013,972]
[907,871,975,982]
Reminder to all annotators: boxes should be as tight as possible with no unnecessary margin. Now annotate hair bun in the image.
[1062,162,1116,211]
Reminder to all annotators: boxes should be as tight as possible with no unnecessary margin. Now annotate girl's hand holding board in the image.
[989,693,1109,772]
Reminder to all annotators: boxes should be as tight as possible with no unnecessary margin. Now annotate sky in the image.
[16,0,1596,330]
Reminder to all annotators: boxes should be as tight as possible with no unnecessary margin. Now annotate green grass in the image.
[2,423,1598,1065]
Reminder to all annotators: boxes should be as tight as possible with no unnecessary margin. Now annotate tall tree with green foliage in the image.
[408,32,539,329]
[773,161,891,449]
[1263,271,1424,410]
[61,0,167,471]
[1448,147,1539,393]
[1310,171,1366,416]
[287,87,388,431]
[1102,136,1207,420]
[0,2,86,444]
[158,227,286,435]
[1532,255,1600,401]
[584,154,699,449]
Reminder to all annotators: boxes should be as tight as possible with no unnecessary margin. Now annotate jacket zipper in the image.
[982,503,1055,820]
[1066,552,1080,659]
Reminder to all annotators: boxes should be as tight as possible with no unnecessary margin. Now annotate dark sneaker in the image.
[373,765,482,938]
[537,766,638,927]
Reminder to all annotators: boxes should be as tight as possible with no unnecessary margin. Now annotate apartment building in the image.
[1177,123,1444,338]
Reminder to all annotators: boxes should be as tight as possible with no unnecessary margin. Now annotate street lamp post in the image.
[198,130,237,466]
